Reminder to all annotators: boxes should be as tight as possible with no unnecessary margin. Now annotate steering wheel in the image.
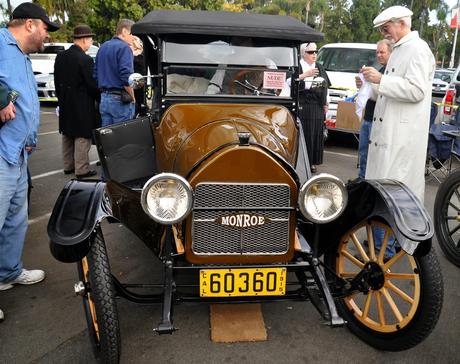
[230,70,257,95]
[230,70,276,96]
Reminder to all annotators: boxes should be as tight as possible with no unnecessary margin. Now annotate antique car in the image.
[47,10,443,363]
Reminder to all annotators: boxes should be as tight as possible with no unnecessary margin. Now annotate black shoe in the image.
[63,169,75,175]
[76,170,97,180]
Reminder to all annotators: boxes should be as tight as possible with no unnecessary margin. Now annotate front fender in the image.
[47,180,114,262]
[318,179,433,256]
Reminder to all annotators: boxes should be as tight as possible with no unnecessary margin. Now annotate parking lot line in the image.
[29,212,51,225]
[38,131,59,136]
[324,150,355,159]
[31,160,98,180]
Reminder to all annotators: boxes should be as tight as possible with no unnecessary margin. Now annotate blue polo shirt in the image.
[0,28,39,165]
[94,37,133,89]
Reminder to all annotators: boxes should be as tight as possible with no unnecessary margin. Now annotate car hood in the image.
[154,103,298,176]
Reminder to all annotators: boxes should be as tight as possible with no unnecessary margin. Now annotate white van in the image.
[30,43,99,75]
[317,43,379,125]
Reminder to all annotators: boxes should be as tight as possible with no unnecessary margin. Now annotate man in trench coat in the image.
[54,25,100,179]
[361,6,435,202]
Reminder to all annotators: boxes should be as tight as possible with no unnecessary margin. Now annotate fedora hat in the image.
[12,2,59,32]
[73,25,95,39]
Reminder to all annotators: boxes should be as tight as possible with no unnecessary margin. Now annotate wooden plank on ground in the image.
[210,303,267,343]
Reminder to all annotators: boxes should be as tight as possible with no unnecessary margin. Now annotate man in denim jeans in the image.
[94,19,136,127]
[0,4,59,303]
[357,39,393,179]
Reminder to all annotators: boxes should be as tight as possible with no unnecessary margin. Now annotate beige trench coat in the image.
[365,31,435,202]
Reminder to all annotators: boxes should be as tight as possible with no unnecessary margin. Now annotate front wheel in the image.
[325,220,443,351]
[77,228,121,363]
[434,169,460,267]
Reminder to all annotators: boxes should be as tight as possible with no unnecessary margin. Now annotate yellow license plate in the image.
[200,268,286,297]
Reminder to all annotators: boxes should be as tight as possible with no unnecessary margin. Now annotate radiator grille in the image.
[191,183,291,255]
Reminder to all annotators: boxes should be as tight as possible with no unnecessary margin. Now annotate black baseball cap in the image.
[12,3,60,32]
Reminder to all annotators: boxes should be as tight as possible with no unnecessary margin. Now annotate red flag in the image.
[451,7,460,28]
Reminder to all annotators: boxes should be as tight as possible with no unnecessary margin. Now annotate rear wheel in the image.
[434,169,460,267]
[77,228,120,363]
[325,220,443,351]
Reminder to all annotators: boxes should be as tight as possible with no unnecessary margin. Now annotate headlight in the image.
[298,174,347,224]
[46,80,55,88]
[141,173,193,224]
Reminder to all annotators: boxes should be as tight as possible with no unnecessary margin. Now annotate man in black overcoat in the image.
[54,25,99,179]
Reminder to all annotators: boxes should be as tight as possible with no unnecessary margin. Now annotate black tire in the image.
[434,169,460,267]
[77,228,121,363]
[325,220,443,351]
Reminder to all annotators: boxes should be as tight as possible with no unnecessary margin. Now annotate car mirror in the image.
[128,73,146,89]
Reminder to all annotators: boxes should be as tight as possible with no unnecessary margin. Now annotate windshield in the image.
[165,65,293,97]
[434,70,453,82]
[162,38,296,98]
[41,45,67,54]
[163,40,295,67]
[317,47,379,73]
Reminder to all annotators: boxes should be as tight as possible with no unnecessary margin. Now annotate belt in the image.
[101,88,123,95]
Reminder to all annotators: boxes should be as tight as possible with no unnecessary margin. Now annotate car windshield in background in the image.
[41,45,66,54]
[317,47,379,73]
[434,70,453,83]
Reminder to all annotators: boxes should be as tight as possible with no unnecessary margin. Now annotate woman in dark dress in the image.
[298,42,330,173]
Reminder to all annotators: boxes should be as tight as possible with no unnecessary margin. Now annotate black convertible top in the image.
[132,10,323,42]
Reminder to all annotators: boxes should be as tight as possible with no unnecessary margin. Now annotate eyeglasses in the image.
[379,21,396,34]
[306,50,318,54]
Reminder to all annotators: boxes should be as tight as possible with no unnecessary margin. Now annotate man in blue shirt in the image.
[0,3,59,295]
[94,19,136,127]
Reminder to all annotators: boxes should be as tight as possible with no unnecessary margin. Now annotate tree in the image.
[323,0,352,43]
[87,0,145,43]
[349,0,380,43]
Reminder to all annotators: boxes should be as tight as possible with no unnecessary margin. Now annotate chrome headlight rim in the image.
[140,173,193,225]
[298,173,348,224]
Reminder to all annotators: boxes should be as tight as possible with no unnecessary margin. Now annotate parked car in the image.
[32,43,98,102]
[47,10,443,363]
[35,73,57,102]
[317,43,378,124]
[432,68,454,96]
[439,64,460,124]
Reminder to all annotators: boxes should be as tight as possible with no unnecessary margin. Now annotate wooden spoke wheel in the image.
[325,220,443,351]
[77,228,121,363]
[434,169,460,267]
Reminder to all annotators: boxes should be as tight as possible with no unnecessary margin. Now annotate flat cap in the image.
[373,6,413,28]
[12,2,59,32]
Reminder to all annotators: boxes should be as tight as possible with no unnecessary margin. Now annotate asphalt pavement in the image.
[0,105,458,364]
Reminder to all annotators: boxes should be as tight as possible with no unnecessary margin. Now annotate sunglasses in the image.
[305,50,318,54]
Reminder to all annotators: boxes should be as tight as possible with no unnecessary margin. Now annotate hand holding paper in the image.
[355,73,372,119]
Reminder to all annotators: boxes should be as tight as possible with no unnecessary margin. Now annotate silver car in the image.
[32,43,98,102]
[432,69,454,96]
[36,73,57,102]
